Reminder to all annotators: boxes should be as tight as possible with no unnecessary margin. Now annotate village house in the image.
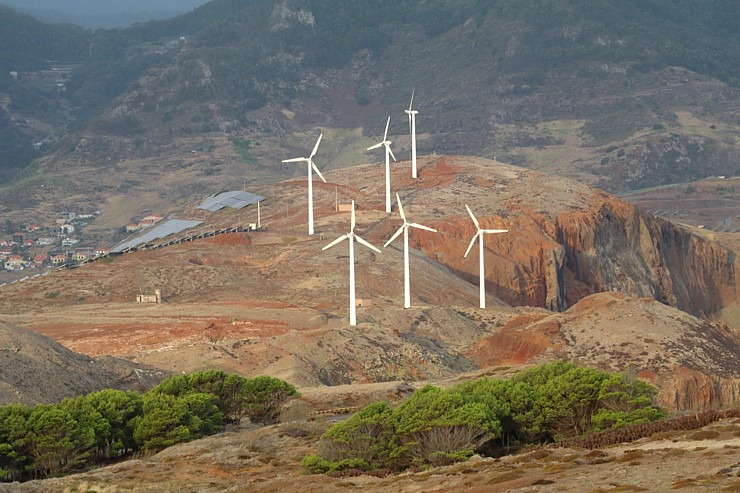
[35,237,56,246]
[62,212,77,222]
[126,223,142,233]
[12,232,24,244]
[23,239,35,248]
[25,224,41,233]
[33,253,48,266]
[51,252,68,265]
[4,255,27,271]
[139,215,163,228]
[71,250,90,262]
[61,237,80,247]
[59,224,75,235]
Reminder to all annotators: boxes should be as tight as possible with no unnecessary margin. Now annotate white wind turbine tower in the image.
[405,91,419,178]
[282,133,326,235]
[323,200,381,326]
[384,193,437,308]
[367,117,396,213]
[464,204,508,309]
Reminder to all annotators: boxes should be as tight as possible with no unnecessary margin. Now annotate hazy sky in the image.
[0,0,212,28]
[0,0,210,16]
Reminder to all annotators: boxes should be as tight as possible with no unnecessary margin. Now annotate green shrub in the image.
[302,362,666,474]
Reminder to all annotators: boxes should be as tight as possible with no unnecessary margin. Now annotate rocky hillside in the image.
[1,157,737,410]
[0,321,169,406]
[0,0,739,226]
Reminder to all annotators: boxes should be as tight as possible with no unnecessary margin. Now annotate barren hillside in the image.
[1,157,737,410]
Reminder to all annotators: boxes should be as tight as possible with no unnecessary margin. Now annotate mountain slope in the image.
[1,157,736,409]
[0,321,169,406]
[1,0,739,223]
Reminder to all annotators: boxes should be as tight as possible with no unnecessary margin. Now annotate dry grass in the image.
[670,478,699,489]
[543,462,577,473]
[279,401,330,438]
[588,486,648,493]
[485,470,524,484]
[688,430,721,440]
[615,450,644,463]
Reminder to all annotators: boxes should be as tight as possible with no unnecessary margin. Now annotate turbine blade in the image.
[465,204,480,229]
[322,234,348,251]
[483,229,509,234]
[355,235,381,254]
[383,116,390,141]
[409,223,437,233]
[408,90,414,111]
[384,225,405,247]
[464,232,480,258]
[311,160,327,183]
[396,193,406,221]
[350,200,355,232]
[282,157,307,163]
[407,111,412,133]
[367,142,383,151]
[309,133,323,158]
[387,144,396,162]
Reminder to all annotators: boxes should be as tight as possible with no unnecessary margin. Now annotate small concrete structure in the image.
[136,289,161,304]
[355,298,372,307]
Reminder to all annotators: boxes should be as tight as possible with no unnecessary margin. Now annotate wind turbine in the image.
[282,133,326,235]
[323,200,381,326]
[405,91,419,178]
[464,204,508,309]
[384,193,437,308]
[367,117,396,213]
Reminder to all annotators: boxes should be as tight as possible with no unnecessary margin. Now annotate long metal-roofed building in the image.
[110,219,203,253]
[197,190,264,213]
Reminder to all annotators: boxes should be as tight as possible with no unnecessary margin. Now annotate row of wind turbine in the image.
[280,92,509,325]
[283,92,419,235]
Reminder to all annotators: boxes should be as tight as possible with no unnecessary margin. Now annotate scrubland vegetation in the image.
[302,361,666,474]
[0,370,298,481]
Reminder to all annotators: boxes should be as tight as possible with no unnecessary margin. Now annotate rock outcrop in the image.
[467,292,740,410]
[403,157,736,318]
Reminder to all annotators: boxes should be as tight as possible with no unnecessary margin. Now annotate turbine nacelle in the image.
[384,194,437,309]
[368,117,397,212]
[282,133,326,235]
[463,204,509,309]
[322,201,381,254]
[282,133,327,183]
[322,200,381,325]
[406,91,419,179]
[463,204,508,257]
[384,193,437,247]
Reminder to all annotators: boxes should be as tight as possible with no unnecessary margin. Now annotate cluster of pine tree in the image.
[0,370,298,481]
[302,361,666,474]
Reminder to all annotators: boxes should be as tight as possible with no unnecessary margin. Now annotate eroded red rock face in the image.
[400,157,736,318]
[2,156,737,412]
[467,292,740,410]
